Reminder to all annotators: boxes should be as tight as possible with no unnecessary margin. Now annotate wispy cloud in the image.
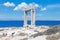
[40,4,60,11]
[46,4,60,8]
[14,2,39,11]
[3,2,15,7]
[41,7,47,11]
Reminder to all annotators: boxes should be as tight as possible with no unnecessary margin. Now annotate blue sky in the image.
[0,0,60,20]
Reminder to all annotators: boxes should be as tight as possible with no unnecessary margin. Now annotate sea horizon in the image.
[0,20,60,27]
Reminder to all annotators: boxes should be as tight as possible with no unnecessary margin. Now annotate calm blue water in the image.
[0,20,60,27]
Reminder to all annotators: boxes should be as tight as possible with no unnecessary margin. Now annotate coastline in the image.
[0,21,60,27]
[0,26,49,40]
[0,25,60,40]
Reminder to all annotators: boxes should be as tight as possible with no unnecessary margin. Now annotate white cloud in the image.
[29,2,39,8]
[14,2,39,11]
[14,2,28,11]
[41,7,47,11]
[3,2,15,7]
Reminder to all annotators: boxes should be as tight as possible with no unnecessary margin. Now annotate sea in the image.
[0,20,60,27]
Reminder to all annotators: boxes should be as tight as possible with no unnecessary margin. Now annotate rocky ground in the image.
[0,25,60,40]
